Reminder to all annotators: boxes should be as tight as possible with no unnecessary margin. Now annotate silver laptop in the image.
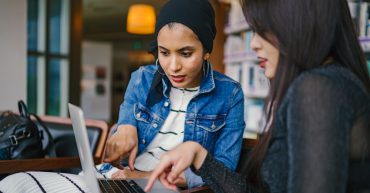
[68,103,178,193]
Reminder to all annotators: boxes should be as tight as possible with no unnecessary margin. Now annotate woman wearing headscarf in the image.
[104,0,245,188]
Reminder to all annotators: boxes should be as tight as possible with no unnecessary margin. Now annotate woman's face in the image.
[250,33,279,79]
[157,23,209,88]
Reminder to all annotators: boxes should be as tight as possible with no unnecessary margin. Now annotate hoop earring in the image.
[156,58,165,76]
[203,60,210,77]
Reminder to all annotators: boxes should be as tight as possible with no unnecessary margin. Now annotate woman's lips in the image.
[258,57,267,69]
[171,75,186,83]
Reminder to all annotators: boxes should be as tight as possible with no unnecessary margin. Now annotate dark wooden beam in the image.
[69,0,83,106]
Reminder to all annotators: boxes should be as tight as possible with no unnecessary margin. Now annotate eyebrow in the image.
[158,45,196,52]
[179,46,195,52]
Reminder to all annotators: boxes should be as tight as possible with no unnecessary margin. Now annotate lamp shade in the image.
[126,4,156,35]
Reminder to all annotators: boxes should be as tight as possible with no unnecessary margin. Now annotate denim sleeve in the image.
[213,85,245,170]
[185,167,205,188]
[117,69,141,127]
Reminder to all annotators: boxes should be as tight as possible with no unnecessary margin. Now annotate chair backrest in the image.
[236,138,258,173]
[37,115,108,161]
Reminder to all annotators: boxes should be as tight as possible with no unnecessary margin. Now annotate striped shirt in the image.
[134,86,199,171]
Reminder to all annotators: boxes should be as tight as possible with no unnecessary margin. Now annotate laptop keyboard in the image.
[98,179,145,193]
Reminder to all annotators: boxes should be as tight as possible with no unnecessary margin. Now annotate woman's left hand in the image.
[144,141,208,192]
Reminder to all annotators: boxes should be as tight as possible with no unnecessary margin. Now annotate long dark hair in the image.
[240,0,370,191]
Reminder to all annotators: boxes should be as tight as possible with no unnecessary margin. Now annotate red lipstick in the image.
[258,57,267,69]
[171,75,186,83]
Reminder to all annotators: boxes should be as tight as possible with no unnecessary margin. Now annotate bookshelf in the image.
[349,0,370,73]
[222,0,370,139]
[222,0,268,139]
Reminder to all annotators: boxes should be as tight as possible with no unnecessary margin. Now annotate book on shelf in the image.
[224,35,245,57]
[348,1,370,39]
[224,31,256,63]
[244,98,264,133]
[225,62,243,83]
[224,62,268,136]
[224,0,249,34]
[241,62,269,98]
[225,61,269,98]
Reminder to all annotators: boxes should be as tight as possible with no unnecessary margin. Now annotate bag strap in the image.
[30,113,56,158]
[18,100,30,118]
[16,100,55,157]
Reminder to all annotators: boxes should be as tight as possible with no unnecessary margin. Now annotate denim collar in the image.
[146,62,215,106]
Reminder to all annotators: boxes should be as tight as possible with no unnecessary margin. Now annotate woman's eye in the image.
[160,51,168,56]
[181,52,192,57]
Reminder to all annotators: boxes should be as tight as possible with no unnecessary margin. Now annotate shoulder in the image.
[213,70,239,84]
[286,64,370,108]
[130,64,157,82]
[133,64,157,76]
[290,65,367,93]
[289,67,340,94]
[212,71,243,92]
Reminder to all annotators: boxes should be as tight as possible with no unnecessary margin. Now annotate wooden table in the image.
[0,157,100,174]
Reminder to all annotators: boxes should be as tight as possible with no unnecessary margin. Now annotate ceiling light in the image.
[126,4,156,35]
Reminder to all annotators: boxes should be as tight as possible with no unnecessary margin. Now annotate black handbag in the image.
[0,100,55,160]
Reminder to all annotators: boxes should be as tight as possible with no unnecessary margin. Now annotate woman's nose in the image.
[250,33,261,52]
[168,57,182,72]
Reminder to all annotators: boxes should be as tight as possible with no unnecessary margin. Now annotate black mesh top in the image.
[193,64,370,193]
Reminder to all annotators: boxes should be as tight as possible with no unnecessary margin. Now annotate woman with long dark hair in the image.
[145,0,370,192]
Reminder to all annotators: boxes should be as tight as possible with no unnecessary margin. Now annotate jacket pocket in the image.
[133,103,158,147]
[134,103,154,124]
[196,114,226,132]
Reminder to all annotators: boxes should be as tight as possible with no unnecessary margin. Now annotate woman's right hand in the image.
[144,141,208,192]
[104,124,138,170]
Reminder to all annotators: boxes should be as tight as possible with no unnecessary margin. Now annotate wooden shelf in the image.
[359,37,370,52]
[245,91,268,98]
[224,51,257,63]
[224,21,250,34]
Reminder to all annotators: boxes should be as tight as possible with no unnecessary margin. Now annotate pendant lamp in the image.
[126,4,156,35]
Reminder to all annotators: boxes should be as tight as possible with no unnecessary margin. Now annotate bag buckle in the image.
[9,135,18,146]
[9,131,31,146]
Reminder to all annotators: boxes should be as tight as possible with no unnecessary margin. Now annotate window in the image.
[27,0,70,116]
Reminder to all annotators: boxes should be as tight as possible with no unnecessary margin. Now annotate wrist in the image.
[116,124,136,135]
[191,142,207,170]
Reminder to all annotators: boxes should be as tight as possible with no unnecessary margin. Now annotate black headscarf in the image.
[146,0,216,106]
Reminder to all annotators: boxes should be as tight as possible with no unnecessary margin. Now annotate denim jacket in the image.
[117,64,245,187]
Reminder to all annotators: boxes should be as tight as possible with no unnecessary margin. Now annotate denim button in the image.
[136,112,141,118]
[164,102,169,107]
[142,139,146,144]
[153,123,158,128]
[211,122,216,129]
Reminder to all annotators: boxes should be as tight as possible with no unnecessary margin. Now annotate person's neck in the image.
[323,56,334,65]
